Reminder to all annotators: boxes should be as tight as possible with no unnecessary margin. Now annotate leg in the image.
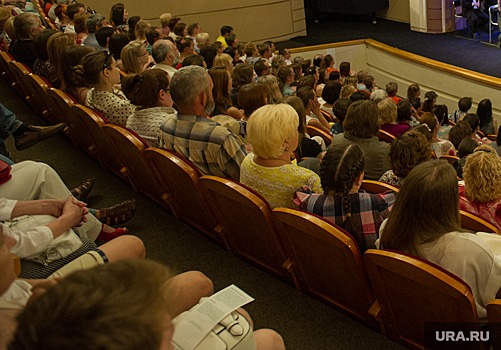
[254,329,286,350]
[0,161,103,240]
[163,271,214,317]
[48,235,145,279]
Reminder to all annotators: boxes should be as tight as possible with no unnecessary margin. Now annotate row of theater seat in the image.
[2,50,501,349]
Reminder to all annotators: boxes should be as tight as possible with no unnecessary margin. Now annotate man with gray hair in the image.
[160,65,246,180]
[83,14,107,50]
[152,38,179,79]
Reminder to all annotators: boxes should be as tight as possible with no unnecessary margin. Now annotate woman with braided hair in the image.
[295,143,396,252]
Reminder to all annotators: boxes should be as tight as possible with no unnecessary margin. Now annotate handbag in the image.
[172,308,256,350]
[0,160,12,185]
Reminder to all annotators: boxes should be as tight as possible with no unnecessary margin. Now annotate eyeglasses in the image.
[103,50,112,71]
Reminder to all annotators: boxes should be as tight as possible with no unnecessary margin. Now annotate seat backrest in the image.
[376,129,396,143]
[71,104,125,180]
[0,50,14,84]
[272,208,379,327]
[460,209,499,233]
[439,154,459,165]
[320,109,335,123]
[361,180,399,193]
[102,124,167,209]
[143,148,222,244]
[364,249,480,349]
[23,74,56,123]
[8,61,31,100]
[200,175,292,283]
[307,125,333,146]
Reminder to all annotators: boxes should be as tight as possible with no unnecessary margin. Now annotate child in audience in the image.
[434,104,452,140]
[460,144,501,230]
[379,160,501,318]
[449,96,472,123]
[420,112,455,156]
[295,143,396,252]
[477,99,496,135]
[454,137,479,178]
[330,98,352,135]
[421,91,437,113]
[379,130,432,187]
[449,120,473,150]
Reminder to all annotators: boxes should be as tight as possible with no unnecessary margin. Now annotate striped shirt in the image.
[160,114,246,180]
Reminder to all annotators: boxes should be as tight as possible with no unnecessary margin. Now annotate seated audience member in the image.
[145,26,161,55]
[61,45,94,104]
[477,98,497,135]
[330,98,352,135]
[134,19,151,43]
[420,112,455,156]
[364,75,377,93]
[329,100,391,180]
[449,120,474,150]
[406,83,421,100]
[159,12,171,37]
[344,76,358,90]
[244,41,260,65]
[434,104,452,140]
[454,137,479,178]
[370,89,387,104]
[340,85,356,100]
[320,81,342,118]
[208,66,243,120]
[378,160,501,318]
[338,61,353,84]
[122,69,175,148]
[296,143,396,252]
[166,16,179,40]
[463,113,490,143]
[152,39,179,79]
[258,42,272,61]
[199,46,217,69]
[385,81,401,104]
[83,13,107,50]
[462,0,488,36]
[73,12,90,45]
[281,96,323,159]
[74,50,136,127]
[160,65,246,181]
[237,82,270,123]
[182,54,206,68]
[108,33,130,66]
[215,24,232,49]
[109,2,128,28]
[356,70,368,91]
[224,46,242,66]
[254,59,271,77]
[95,26,115,49]
[32,29,59,80]
[176,37,195,68]
[187,22,201,52]
[296,87,332,135]
[47,32,76,89]
[256,75,283,103]
[459,144,501,229]
[0,6,12,52]
[240,104,321,209]
[378,98,410,137]
[410,97,423,117]
[196,32,210,51]
[213,53,234,73]
[10,13,44,69]
[279,48,292,65]
[379,130,433,187]
[422,91,437,113]
[396,99,419,129]
[120,40,152,74]
[8,259,285,350]
[449,96,473,123]
[231,63,254,106]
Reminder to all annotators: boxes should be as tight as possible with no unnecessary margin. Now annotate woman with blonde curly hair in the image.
[120,40,152,74]
[460,144,501,230]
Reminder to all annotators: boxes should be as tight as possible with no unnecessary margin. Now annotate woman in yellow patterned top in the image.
[240,104,322,209]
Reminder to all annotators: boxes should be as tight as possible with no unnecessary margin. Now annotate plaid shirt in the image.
[295,189,396,252]
[160,114,246,180]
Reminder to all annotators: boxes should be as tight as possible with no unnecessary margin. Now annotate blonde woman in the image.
[120,40,152,74]
[240,104,322,209]
[257,75,283,103]
[47,32,75,88]
[213,52,233,73]
[460,144,501,230]
[377,98,410,137]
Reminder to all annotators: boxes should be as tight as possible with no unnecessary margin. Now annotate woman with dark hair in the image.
[176,37,194,68]
[406,83,421,100]
[420,112,455,156]
[109,3,128,27]
[296,86,332,136]
[181,53,206,68]
[199,46,217,69]
[108,33,130,63]
[320,81,342,118]
[379,159,501,318]
[223,46,241,66]
[127,15,141,41]
[422,91,437,113]
[230,62,254,106]
[453,137,479,178]
[61,45,94,104]
[477,98,496,135]
[379,130,432,187]
[32,29,59,79]
[434,104,451,139]
[338,61,352,84]
[122,69,175,147]
[74,50,135,126]
[296,143,395,252]
[208,66,243,119]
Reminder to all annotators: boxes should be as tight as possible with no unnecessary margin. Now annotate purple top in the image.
[381,122,411,137]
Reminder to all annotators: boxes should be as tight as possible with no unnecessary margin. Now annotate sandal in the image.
[96,225,129,242]
[70,178,95,201]
[98,199,136,226]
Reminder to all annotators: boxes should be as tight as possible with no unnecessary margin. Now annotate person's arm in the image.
[218,134,247,181]
[44,197,88,238]
[310,98,332,131]
[223,106,244,120]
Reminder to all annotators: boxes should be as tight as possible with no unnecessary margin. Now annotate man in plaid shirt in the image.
[160,65,247,181]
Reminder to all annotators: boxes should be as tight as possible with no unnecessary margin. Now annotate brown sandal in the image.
[70,178,95,201]
[98,199,136,226]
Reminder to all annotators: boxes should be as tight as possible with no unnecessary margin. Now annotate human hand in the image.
[61,196,88,227]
